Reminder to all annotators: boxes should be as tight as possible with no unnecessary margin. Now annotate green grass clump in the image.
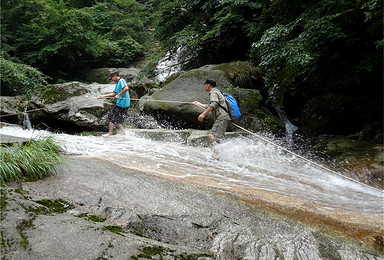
[0,136,63,185]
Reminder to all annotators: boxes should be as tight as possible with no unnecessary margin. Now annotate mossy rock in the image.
[312,135,377,159]
[213,61,264,89]
[36,82,90,104]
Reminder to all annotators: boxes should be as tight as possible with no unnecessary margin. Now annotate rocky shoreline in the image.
[1,156,383,260]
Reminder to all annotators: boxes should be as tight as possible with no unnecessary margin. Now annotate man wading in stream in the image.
[193,79,231,158]
[98,72,130,137]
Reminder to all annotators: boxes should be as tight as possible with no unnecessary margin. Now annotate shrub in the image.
[0,58,48,96]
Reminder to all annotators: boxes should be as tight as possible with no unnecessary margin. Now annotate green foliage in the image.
[1,0,155,77]
[103,225,126,235]
[0,57,48,96]
[251,0,383,106]
[0,136,63,185]
[35,199,74,213]
[156,0,265,67]
[215,61,263,89]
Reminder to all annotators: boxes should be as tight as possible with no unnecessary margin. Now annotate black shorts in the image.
[109,106,128,124]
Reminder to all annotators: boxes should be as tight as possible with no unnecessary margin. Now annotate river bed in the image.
[1,126,383,234]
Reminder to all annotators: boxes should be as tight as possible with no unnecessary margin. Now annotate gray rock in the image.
[81,67,142,84]
[2,157,381,260]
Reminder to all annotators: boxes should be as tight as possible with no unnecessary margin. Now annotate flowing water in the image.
[1,126,383,230]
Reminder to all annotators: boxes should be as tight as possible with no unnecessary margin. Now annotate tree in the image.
[155,0,267,68]
[251,0,383,106]
[0,58,48,96]
[1,0,151,78]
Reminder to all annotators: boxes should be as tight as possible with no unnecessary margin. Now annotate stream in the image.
[1,125,382,230]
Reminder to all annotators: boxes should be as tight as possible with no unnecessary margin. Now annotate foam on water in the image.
[1,126,383,218]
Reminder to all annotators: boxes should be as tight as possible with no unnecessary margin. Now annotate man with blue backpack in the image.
[193,79,231,158]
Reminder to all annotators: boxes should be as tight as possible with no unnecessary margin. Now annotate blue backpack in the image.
[220,92,241,119]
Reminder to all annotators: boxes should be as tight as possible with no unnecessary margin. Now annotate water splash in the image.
[1,126,382,223]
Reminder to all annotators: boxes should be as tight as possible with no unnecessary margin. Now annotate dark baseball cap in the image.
[204,78,216,87]
[109,72,119,80]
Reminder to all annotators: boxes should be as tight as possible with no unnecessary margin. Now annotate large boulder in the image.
[8,82,119,132]
[0,96,25,125]
[139,64,284,133]
[140,65,227,127]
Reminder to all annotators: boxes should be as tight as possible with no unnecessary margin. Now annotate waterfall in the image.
[154,48,183,82]
[22,112,32,130]
[275,106,298,141]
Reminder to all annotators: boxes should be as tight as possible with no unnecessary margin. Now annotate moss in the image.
[314,232,342,260]
[143,245,164,255]
[27,205,50,215]
[214,61,263,89]
[132,245,212,260]
[239,91,263,114]
[35,199,74,213]
[313,137,377,159]
[374,235,384,254]
[18,230,29,249]
[162,72,182,85]
[37,83,88,104]
[183,69,206,79]
[16,218,35,249]
[103,225,126,235]
[0,189,7,211]
[88,215,106,222]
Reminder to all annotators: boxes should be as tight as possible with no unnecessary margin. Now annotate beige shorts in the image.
[210,118,229,141]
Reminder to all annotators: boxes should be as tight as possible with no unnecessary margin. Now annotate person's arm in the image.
[197,106,213,122]
[193,101,213,122]
[114,79,129,99]
[98,92,116,99]
[192,101,207,109]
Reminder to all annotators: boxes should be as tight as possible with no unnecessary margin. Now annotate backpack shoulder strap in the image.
[217,91,229,113]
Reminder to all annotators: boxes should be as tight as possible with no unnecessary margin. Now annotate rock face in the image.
[0,63,284,135]
[140,64,284,132]
[2,157,382,260]
[27,82,116,132]
[80,67,142,84]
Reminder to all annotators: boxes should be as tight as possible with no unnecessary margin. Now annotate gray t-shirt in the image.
[208,88,231,121]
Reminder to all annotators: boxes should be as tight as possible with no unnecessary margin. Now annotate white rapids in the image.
[1,126,383,228]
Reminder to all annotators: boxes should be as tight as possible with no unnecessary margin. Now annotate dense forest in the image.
[1,0,383,135]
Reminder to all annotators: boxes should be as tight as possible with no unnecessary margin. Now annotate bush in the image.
[0,136,63,185]
[0,58,48,96]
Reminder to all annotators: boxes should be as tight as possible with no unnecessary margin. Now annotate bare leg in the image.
[208,134,219,159]
[116,124,126,135]
[102,122,115,137]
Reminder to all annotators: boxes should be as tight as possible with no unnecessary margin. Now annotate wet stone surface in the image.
[1,157,382,259]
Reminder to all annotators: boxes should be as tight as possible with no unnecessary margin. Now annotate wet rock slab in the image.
[1,157,383,259]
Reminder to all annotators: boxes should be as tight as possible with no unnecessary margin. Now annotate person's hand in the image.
[192,101,198,106]
[198,113,205,122]
[98,95,103,99]
[114,94,120,99]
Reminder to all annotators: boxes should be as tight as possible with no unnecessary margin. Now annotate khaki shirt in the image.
[208,88,231,121]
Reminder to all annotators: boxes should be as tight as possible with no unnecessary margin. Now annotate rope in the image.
[231,122,383,193]
[104,97,193,104]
